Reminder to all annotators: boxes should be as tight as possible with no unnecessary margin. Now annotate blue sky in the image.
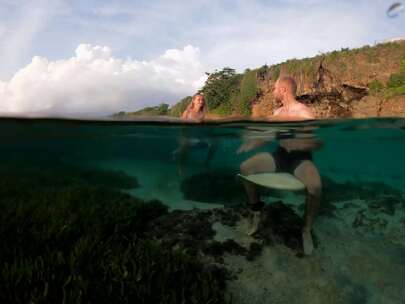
[0,0,404,115]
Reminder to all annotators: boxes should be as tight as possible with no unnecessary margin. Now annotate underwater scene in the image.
[1,117,405,304]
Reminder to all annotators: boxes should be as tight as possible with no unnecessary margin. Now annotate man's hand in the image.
[237,139,266,154]
[237,142,253,154]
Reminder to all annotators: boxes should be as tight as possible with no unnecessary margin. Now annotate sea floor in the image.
[84,158,405,304]
[219,215,405,304]
[84,158,224,210]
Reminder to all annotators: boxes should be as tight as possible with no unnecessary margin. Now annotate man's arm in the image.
[273,107,282,116]
[237,107,282,153]
[181,102,195,120]
[237,132,276,154]
[237,139,266,154]
[298,106,315,119]
[181,110,189,119]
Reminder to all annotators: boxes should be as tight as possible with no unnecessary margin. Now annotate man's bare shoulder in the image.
[296,103,315,119]
[271,103,315,121]
[273,107,282,116]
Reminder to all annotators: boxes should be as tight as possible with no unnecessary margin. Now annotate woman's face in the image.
[193,95,205,110]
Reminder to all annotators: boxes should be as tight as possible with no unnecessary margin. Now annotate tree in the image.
[201,67,242,110]
[168,96,192,117]
[130,103,169,116]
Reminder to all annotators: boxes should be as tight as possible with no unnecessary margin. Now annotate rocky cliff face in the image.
[252,41,405,119]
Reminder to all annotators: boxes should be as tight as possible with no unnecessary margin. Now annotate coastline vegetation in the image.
[368,58,405,98]
[114,41,405,118]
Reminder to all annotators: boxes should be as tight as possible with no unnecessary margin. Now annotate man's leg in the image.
[240,152,276,235]
[175,136,189,176]
[293,160,322,255]
[204,139,218,170]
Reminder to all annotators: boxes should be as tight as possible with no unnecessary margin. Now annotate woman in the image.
[181,94,207,122]
[175,94,216,175]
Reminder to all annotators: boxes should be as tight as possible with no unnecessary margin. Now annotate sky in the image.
[0,0,404,116]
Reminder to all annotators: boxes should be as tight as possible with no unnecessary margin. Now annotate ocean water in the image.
[1,117,405,303]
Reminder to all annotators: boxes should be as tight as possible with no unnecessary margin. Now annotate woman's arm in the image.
[181,101,196,120]
[181,109,189,119]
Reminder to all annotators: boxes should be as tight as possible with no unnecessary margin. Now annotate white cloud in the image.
[200,0,395,70]
[82,0,405,72]
[0,44,206,116]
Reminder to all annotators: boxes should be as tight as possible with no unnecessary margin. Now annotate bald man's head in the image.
[277,76,297,95]
[273,76,297,102]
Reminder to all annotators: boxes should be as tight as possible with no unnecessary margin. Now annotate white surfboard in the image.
[237,172,305,191]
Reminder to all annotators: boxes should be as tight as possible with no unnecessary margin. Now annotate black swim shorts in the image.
[273,145,312,174]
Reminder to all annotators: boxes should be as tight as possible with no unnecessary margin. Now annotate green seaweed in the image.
[0,165,230,303]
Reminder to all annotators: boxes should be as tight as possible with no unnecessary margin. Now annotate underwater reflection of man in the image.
[238,76,321,256]
[174,94,217,175]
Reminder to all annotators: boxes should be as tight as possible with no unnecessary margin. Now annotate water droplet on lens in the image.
[387,2,405,18]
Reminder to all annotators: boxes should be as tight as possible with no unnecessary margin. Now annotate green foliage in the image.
[369,57,405,98]
[201,67,242,110]
[167,67,258,117]
[257,64,269,80]
[302,59,317,75]
[112,111,126,117]
[322,42,405,70]
[210,100,233,116]
[368,80,385,95]
[0,164,229,303]
[384,85,405,98]
[364,47,380,64]
[233,70,257,116]
[168,96,192,117]
[383,41,402,50]
[203,68,258,116]
[271,65,281,81]
[400,59,405,74]
[129,103,169,116]
[328,50,340,62]
[285,58,300,74]
[279,57,316,78]
[387,73,405,88]
[382,57,405,97]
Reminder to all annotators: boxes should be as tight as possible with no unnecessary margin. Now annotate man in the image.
[238,76,321,256]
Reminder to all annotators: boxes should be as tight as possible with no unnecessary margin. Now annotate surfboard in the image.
[237,172,305,191]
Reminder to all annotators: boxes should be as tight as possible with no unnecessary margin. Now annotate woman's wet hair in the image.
[192,93,205,102]
[191,94,206,111]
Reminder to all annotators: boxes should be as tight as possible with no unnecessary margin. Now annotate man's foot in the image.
[302,229,314,256]
[247,210,262,236]
[177,166,183,177]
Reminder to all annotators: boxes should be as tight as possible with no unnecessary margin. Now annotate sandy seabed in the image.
[87,158,405,304]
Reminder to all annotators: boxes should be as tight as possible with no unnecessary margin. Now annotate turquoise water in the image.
[2,117,404,196]
[1,117,405,303]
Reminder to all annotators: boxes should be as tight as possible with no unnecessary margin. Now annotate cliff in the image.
[252,41,405,119]
[114,41,405,119]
